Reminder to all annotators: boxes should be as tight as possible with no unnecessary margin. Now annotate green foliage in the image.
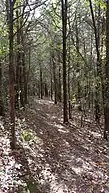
[96,0,106,9]
[21,130,33,142]
[0,27,8,57]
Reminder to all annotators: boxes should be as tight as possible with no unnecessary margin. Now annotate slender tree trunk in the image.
[40,64,43,99]
[19,58,24,107]
[104,0,109,139]
[50,77,53,100]
[0,61,4,116]
[89,0,102,123]
[44,83,48,97]
[50,58,53,100]
[53,55,57,104]
[15,10,20,109]
[89,33,93,110]
[76,20,81,110]
[22,51,27,105]
[58,52,61,102]
[8,0,16,149]
[68,34,71,119]
[27,46,31,99]
[68,9,73,114]
[61,0,68,122]
[20,28,25,107]
[68,5,72,118]
[58,61,62,102]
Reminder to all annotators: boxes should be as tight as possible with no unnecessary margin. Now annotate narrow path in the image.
[16,98,109,192]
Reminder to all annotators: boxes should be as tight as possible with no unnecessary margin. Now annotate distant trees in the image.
[5,0,50,149]
[0,0,108,145]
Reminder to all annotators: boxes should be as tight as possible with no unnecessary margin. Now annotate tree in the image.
[89,0,102,123]
[61,0,68,123]
[7,0,16,149]
[0,60,4,116]
[104,0,109,139]
[1,0,107,141]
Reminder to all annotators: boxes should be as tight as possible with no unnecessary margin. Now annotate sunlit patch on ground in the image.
[0,120,4,130]
[0,99,109,192]
[89,130,102,138]
[35,98,54,105]
[0,135,22,192]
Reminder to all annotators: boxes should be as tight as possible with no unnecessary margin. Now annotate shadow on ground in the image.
[15,98,109,193]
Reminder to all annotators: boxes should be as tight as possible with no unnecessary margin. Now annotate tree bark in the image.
[104,0,109,139]
[75,20,81,111]
[0,61,4,116]
[68,33,71,119]
[26,46,31,100]
[61,0,68,122]
[8,0,16,149]
[89,0,101,123]
[22,51,27,105]
[57,52,61,102]
[18,26,25,107]
[50,56,53,100]
[15,10,20,109]
[52,54,57,104]
[40,64,43,99]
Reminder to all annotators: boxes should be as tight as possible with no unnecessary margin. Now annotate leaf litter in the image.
[0,98,109,193]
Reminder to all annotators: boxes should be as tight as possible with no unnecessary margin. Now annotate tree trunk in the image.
[104,0,109,139]
[53,55,57,104]
[8,0,16,149]
[19,27,25,107]
[44,83,48,97]
[40,64,43,99]
[50,70,53,101]
[26,46,31,100]
[68,34,71,119]
[15,10,20,109]
[75,20,81,111]
[0,61,4,116]
[61,0,68,122]
[89,0,101,124]
[58,52,61,102]
[19,58,24,107]
[22,51,27,105]
[50,54,53,100]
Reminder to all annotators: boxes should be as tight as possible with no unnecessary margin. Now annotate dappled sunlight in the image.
[0,120,4,130]
[41,167,69,193]
[71,166,83,175]
[88,130,102,138]
[35,98,54,105]
[55,124,64,129]
[48,115,57,120]
[1,99,109,192]
[58,128,69,133]
[0,134,23,191]
[29,99,109,187]
[58,117,64,123]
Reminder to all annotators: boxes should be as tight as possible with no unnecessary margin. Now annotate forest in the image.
[0,0,109,192]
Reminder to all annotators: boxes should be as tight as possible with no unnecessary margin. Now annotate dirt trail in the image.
[1,98,109,193]
[16,98,109,193]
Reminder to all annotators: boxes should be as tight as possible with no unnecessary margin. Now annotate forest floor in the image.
[0,98,109,193]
